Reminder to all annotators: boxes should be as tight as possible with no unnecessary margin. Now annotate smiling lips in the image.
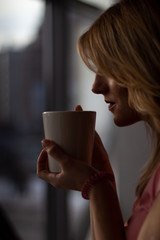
[105,100,116,111]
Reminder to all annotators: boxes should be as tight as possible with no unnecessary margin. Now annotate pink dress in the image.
[125,163,160,240]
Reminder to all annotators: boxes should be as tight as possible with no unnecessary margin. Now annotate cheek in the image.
[111,85,141,127]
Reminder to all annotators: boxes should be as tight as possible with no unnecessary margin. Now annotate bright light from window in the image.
[0,0,45,52]
[78,0,119,9]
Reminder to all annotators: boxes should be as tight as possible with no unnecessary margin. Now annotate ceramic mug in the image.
[42,111,96,172]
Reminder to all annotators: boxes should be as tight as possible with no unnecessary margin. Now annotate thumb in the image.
[74,105,83,111]
[41,139,70,167]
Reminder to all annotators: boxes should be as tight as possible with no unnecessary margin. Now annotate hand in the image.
[37,105,115,191]
[92,132,114,176]
[37,140,97,191]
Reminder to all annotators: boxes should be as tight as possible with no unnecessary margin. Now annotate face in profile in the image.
[92,74,142,127]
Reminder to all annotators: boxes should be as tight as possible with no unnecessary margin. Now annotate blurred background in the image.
[0,0,150,239]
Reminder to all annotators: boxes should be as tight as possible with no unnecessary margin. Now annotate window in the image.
[78,0,119,9]
[0,1,46,239]
[0,1,148,239]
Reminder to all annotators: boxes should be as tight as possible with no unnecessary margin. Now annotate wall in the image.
[110,121,151,221]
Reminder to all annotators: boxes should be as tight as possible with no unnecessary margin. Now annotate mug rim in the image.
[42,111,96,114]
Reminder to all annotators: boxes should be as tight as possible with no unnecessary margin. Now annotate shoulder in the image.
[137,192,160,240]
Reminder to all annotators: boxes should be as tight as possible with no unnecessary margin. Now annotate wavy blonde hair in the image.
[78,0,160,197]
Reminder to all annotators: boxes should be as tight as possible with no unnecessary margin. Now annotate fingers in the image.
[37,149,48,173]
[41,139,70,166]
[94,131,104,148]
[37,138,99,190]
[37,148,59,184]
[37,149,51,181]
[74,105,83,111]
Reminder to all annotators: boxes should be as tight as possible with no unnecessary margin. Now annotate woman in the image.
[37,0,160,239]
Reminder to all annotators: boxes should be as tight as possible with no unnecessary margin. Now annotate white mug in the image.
[42,111,96,172]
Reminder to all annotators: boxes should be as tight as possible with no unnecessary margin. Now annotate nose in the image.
[92,74,108,94]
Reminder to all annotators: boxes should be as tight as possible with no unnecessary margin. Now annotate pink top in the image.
[125,163,160,240]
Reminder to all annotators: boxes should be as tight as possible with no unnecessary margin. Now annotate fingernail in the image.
[41,139,52,148]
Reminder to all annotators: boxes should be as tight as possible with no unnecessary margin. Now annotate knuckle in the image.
[48,144,60,156]
[47,144,69,162]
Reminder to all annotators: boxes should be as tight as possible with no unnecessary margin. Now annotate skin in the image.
[37,74,160,240]
[137,192,160,240]
[92,74,141,126]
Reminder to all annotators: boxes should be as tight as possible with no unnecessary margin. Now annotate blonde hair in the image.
[78,0,160,197]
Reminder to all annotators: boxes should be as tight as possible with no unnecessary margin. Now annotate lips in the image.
[105,100,116,111]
